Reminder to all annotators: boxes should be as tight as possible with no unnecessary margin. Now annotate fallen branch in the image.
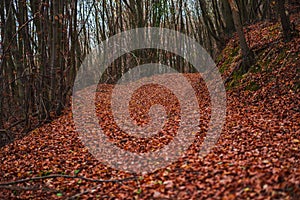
[0,184,56,192]
[0,174,137,186]
[251,40,280,54]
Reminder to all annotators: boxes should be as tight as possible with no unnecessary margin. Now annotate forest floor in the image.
[0,12,300,200]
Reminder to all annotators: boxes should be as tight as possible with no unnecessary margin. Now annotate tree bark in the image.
[221,0,235,36]
[276,0,292,42]
[229,0,255,73]
[0,0,5,130]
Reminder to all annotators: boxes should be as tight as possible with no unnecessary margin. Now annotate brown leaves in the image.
[1,68,299,199]
[1,13,300,199]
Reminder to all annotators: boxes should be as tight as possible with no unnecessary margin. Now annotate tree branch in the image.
[0,174,137,186]
[0,184,56,192]
[2,13,40,58]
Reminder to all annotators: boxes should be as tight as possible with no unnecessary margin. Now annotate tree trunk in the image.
[198,0,226,51]
[236,0,248,23]
[229,0,255,73]
[276,0,292,42]
[221,0,235,36]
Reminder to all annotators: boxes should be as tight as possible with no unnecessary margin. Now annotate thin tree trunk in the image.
[229,0,255,73]
[276,0,292,42]
[221,0,235,36]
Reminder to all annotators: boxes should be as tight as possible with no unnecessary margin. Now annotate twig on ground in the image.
[0,184,56,192]
[0,174,137,186]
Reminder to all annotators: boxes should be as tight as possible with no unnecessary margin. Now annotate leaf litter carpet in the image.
[0,70,299,199]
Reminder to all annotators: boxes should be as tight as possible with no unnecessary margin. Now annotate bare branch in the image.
[0,184,56,192]
[0,174,137,186]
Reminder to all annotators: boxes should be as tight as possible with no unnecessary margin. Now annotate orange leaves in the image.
[1,14,300,197]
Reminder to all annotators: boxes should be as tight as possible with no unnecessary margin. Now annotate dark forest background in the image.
[0,0,298,146]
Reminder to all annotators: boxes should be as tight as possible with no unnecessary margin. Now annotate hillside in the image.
[0,13,299,200]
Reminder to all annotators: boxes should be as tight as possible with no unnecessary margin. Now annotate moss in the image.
[249,64,262,73]
[226,69,244,90]
[218,46,240,74]
[274,50,287,66]
[219,63,228,74]
[258,54,272,72]
[245,81,260,91]
[231,46,240,57]
[294,68,300,92]
[226,62,260,90]
[216,54,224,64]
